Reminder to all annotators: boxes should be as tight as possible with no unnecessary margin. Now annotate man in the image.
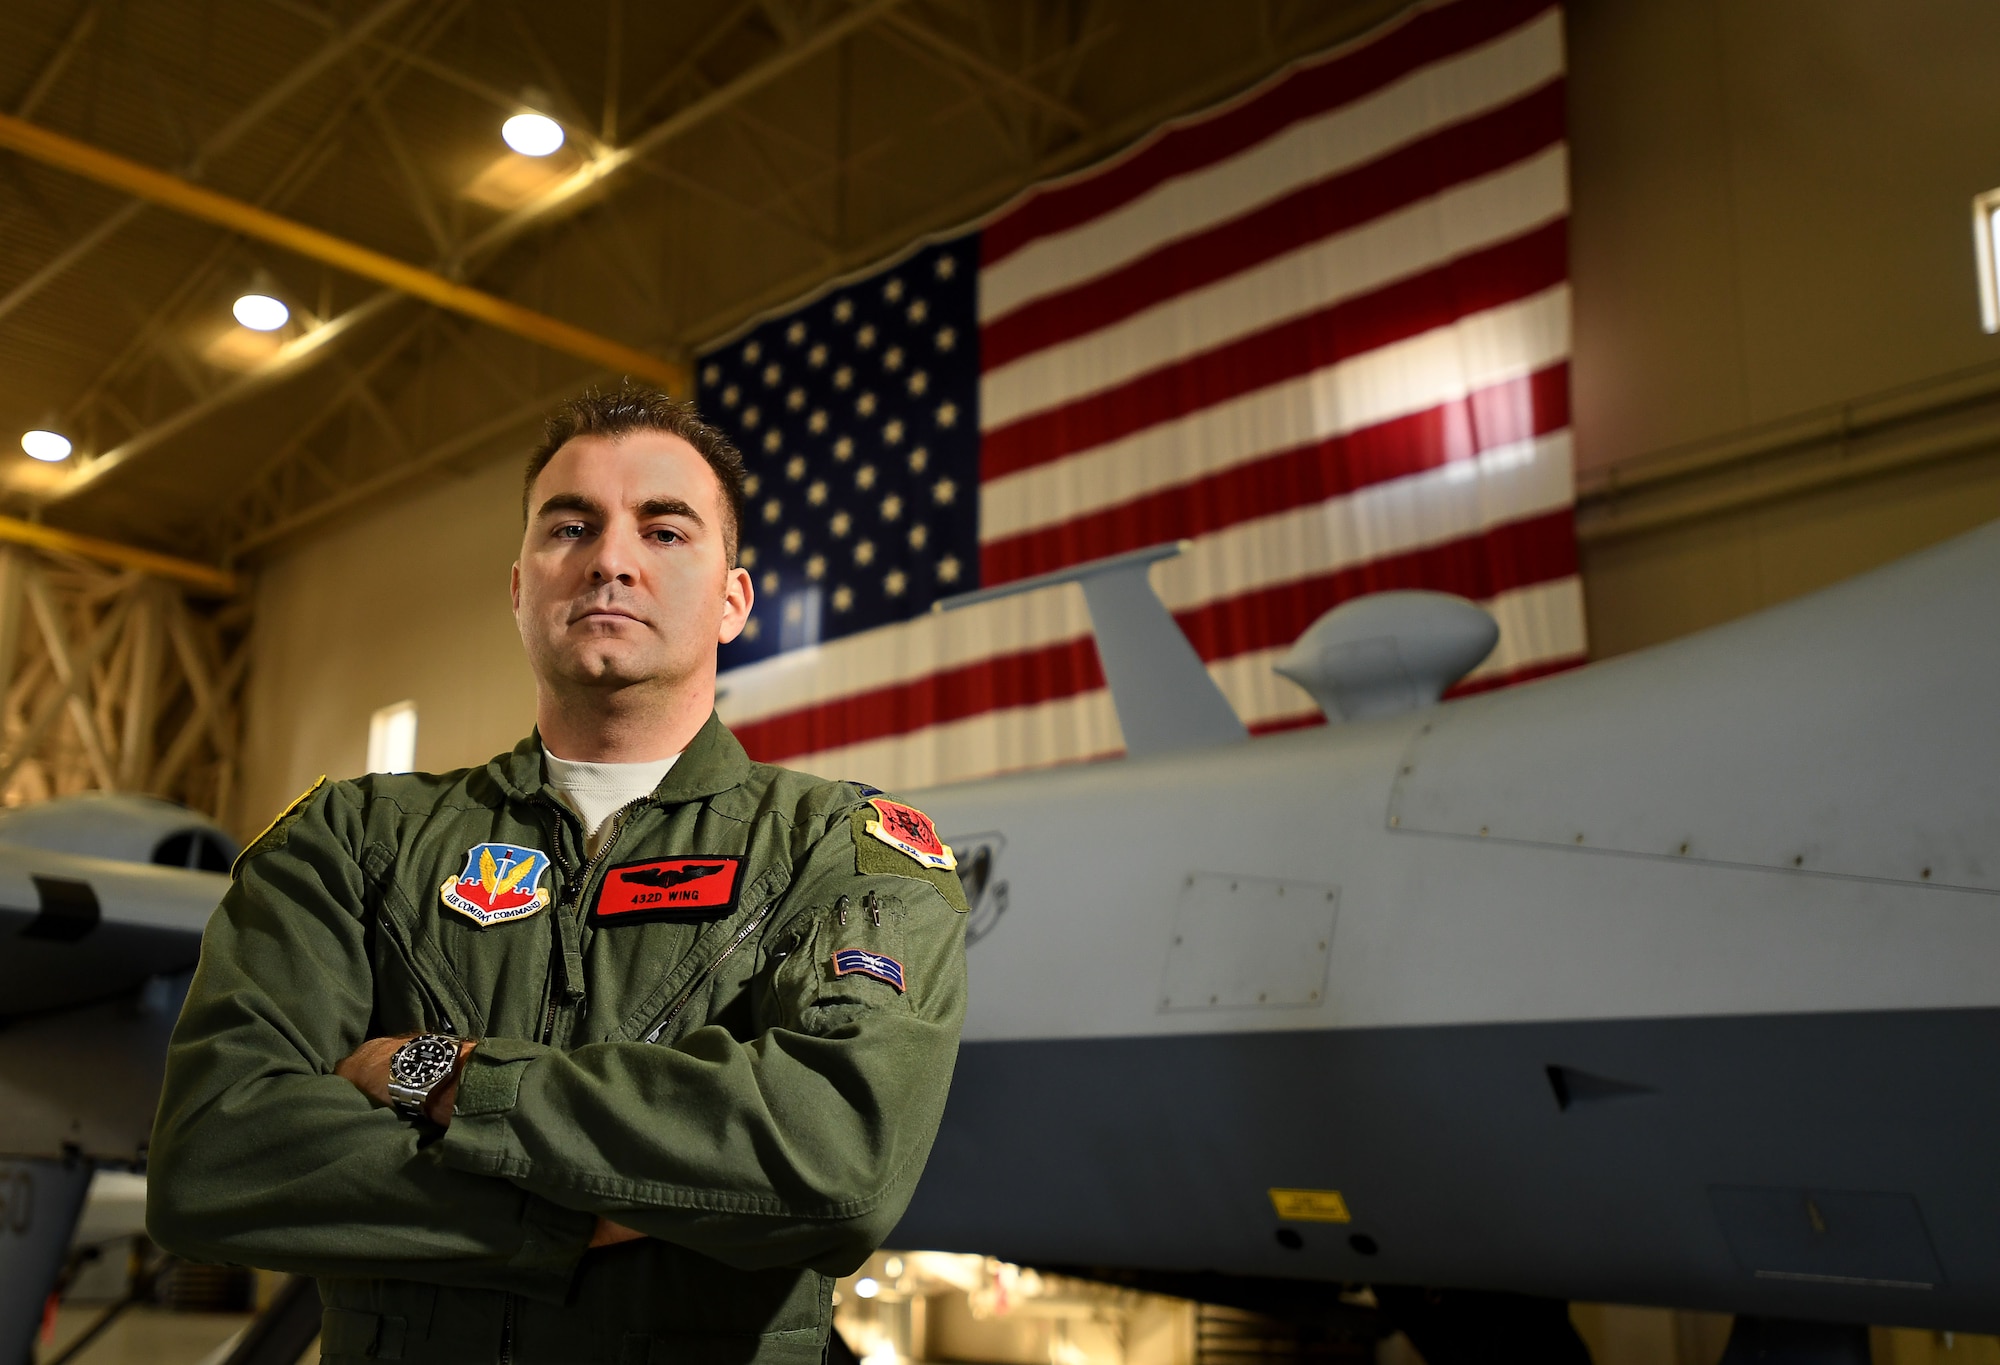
[147,385,970,1364]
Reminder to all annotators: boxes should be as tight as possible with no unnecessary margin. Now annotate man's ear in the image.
[717,565,754,645]
[509,561,522,615]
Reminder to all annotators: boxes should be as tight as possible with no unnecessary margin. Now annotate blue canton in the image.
[701,233,981,671]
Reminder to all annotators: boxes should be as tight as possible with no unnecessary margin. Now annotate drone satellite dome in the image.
[1274,590,1500,722]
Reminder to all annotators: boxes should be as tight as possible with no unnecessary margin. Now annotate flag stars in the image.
[883,418,904,445]
[935,326,956,352]
[885,569,908,598]
[880,493,904,521]
[742,473,761,496]
[935,401,959,428]
[808,409,829,434]
[832,585,854,612]
[786,321,807,345]
[742,340,762,363]
[856,324,877,349]
[761,569,780,593]
[742,406,760,428]
[856,464,877,490]
[884,278,905,303]
[830,511,852,538]
[908,371,929,397]
[703,363,721,385]
[786,455,806,481]
[808,343,828,368]
[806,554,826,581]
[739,545,758,568]
[932,477,956,504]
[856,392,878,417]
[833,436,855,461]
[909,524,928,549]
[722,384,740,407]
[909,447,929,473]
[807,480,828,506]
[762,429,782,453]
[856,540,876,566]
[938,554,962,584]
[762,362,781,386]
[783,528,804,554]
[834,298,854,323]
[907,299,928,324]
[934,255,956,280]
[883,346,904,372]
[762,498,782,523]
[743,616,762,639]
[786,388,806,410]
[834,366,853,390]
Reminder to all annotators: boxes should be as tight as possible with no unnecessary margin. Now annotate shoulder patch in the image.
[851,805,970,912]
[232,776,326,878]
[862,798,956,870]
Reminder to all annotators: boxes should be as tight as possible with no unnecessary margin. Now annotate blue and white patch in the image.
[440,842,553,927]
[830,947,906,993]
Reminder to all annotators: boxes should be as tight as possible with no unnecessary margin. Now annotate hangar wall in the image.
[231,0,2000,835]
[1568,0,2000,653]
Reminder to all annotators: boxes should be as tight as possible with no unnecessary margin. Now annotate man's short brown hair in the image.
[524,383,747,567]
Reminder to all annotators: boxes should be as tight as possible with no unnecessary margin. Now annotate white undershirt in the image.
[543,748,680,857]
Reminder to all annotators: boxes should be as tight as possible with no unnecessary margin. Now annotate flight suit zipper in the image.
[533,796,645,1044]
[642,897,778,1044]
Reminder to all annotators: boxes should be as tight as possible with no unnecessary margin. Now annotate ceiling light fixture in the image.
[21,429,73,462]
[232,292,290,331]
[502,112,565,157]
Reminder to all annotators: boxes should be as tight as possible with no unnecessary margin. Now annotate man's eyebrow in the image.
[636,497,704,526]
[534,492,604,520]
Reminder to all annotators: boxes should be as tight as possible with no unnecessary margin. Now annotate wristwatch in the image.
[385,1033,461,1119]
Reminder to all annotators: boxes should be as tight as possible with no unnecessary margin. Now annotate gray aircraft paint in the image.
[897,519,2000,1330]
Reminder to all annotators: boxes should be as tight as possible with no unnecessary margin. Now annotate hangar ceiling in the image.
[0,0,1408,564]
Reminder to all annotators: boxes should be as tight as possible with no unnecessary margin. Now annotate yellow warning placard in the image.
[1268,1188,1351,1223]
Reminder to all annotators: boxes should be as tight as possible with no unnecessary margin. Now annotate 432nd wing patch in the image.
[590,856,744,925]
[440,843,551,927]
[863,798,956,871]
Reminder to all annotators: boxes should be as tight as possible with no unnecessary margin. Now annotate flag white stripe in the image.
[761,578,1586,792]
[980,9,1564,323]
[980,286,1570,542]
[721,430,1571,726]
[981,147,1568,428]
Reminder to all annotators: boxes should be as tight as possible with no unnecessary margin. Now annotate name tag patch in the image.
[831,947,907,993]
[591,856,744,925]
[441,843,552,927]
[864,798,956,871]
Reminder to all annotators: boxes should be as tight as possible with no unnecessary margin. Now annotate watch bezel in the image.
[385,1032,459,1110]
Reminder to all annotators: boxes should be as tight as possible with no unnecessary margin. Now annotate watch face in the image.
[390,1034,458,1090]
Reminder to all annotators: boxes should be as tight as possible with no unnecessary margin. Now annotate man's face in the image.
[512,431,752,696]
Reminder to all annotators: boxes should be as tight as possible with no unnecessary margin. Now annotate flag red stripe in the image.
[980,218,1568,480]
[981,0,1559,266]
[732,513,1574,763]
[982,80,1565,370]
[982,364,1570,584]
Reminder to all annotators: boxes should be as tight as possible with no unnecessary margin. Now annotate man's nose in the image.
[588,525,642,583]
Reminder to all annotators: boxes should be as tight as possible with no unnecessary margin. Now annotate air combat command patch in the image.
[863,797,956,870]
[440,842,552,926]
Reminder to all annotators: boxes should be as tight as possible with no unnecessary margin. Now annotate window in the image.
[1974,188,2000,333]
[367,700,418,774]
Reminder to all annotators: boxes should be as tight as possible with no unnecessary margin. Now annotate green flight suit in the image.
[146,713,969,1365]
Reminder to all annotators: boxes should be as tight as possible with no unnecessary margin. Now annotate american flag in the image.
[701,0,1582,791]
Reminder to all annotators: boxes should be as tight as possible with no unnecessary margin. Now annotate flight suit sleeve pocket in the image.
[782,890,919,1034]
